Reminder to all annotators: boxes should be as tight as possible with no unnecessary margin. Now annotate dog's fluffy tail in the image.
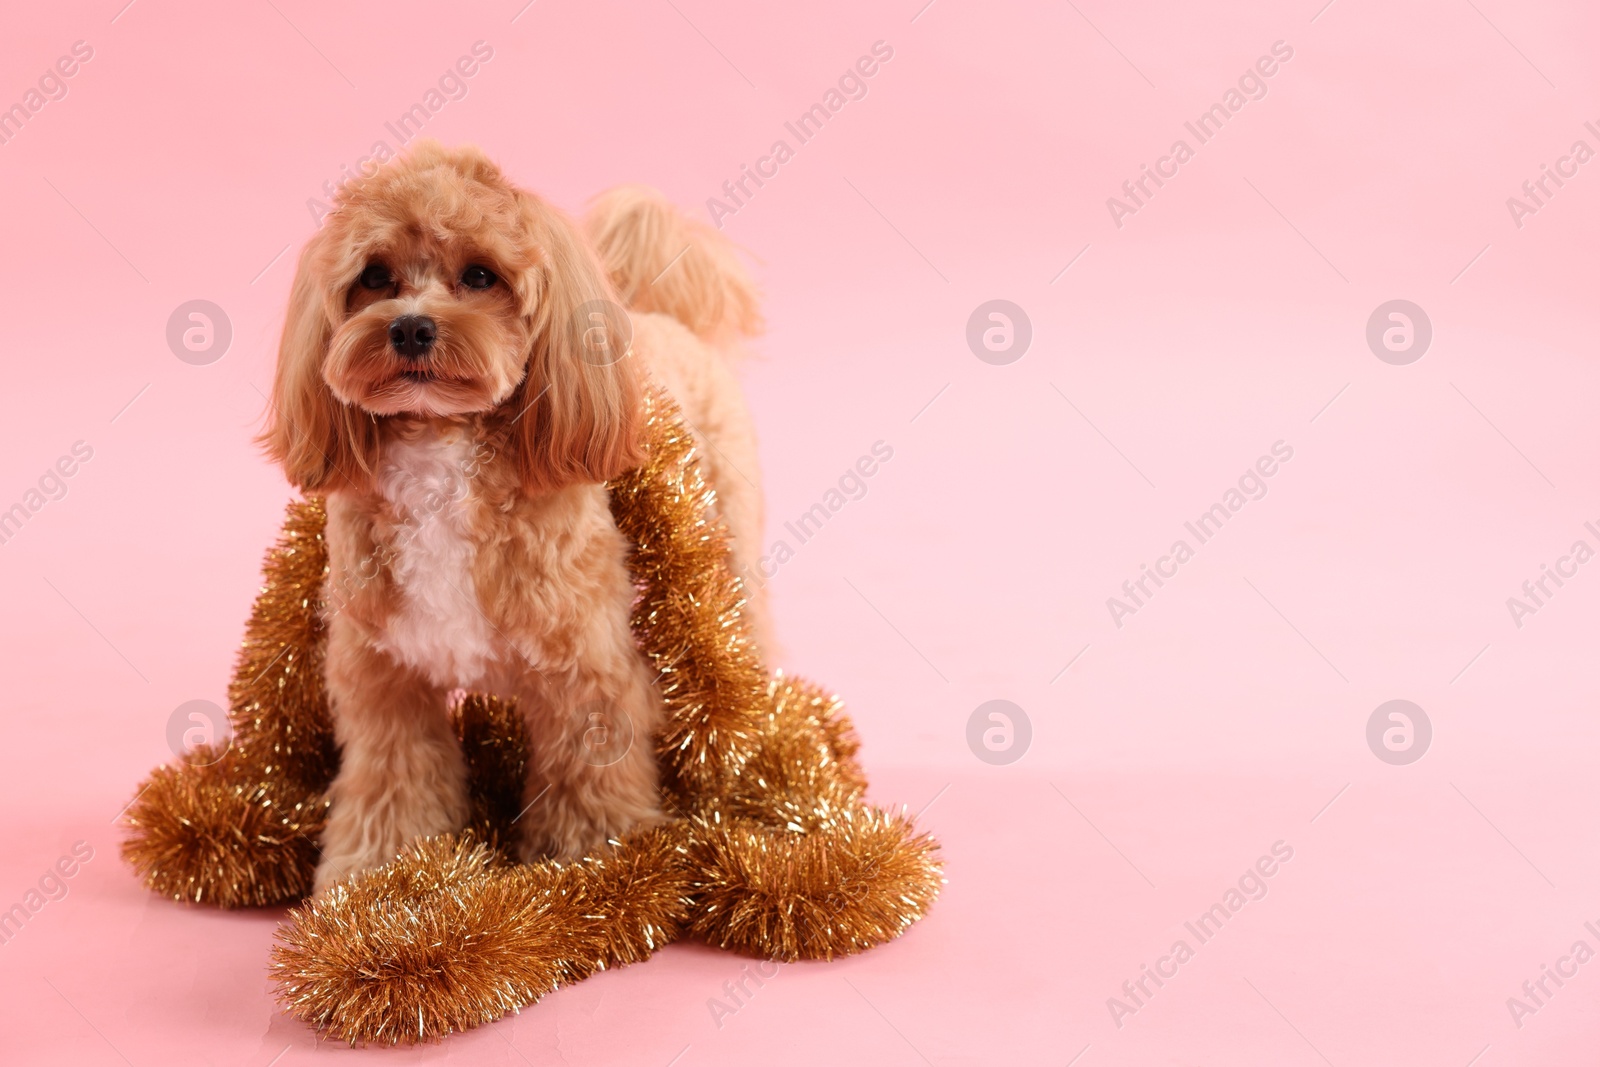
[584,185,763,345]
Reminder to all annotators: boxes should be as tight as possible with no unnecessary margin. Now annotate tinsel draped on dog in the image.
[118,144,941,1045]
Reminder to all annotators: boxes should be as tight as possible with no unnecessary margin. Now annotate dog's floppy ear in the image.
[259,231,380,491]
[504,191,645,495]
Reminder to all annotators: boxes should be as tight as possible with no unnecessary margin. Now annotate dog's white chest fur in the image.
[372,433,499,687]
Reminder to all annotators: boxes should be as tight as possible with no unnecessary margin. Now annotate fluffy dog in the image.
[261,141,766,892]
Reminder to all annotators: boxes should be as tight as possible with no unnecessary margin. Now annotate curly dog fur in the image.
[260,141,766,892]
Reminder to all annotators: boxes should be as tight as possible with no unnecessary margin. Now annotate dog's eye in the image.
[461,265,497,290]
[359,264,392,290]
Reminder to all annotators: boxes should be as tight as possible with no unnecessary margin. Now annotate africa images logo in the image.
[1104,40,1295,228]
[1106,441,1294,628]
[306,41,495,226]
[1107,840,1295,1028]
[705,41,895,228]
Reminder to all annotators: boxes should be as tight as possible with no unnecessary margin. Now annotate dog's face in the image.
[325,198,533,419]
[262,140,642,494]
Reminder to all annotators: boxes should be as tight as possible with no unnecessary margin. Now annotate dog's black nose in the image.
[388,315,437,359]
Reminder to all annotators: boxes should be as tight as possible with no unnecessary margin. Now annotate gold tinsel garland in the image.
[608,398,771,803]
[119,749,328,908]
[120,390,942,1044]
[226,497,338,793]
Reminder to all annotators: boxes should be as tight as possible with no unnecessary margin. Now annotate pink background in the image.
[2,0,1598,1063]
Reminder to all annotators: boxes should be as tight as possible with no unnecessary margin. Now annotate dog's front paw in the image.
[515,807,664,865]
[513,824,609,865]
[311,848,386,896]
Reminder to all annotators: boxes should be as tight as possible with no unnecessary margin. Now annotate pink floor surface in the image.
[3,0,1598,1063]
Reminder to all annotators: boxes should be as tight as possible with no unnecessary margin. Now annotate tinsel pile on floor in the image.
[119,391,943,1045]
